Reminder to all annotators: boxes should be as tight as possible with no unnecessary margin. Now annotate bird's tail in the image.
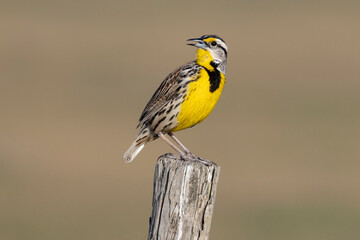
[122,128,150,163]
[122,141,146,163]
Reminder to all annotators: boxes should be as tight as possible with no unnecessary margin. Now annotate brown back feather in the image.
[137,61,199,128]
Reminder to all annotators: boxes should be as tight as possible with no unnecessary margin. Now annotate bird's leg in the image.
[167,132,199,160]
[158,132,185,155]
[167,132,191,154]
[165,132,215,166]
[168,132,214,165]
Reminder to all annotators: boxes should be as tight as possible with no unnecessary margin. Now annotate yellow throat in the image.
[196,48,215,71]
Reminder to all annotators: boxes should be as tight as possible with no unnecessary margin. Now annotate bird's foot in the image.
[180,152,216,166]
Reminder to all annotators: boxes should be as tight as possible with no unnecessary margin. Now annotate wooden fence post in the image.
[147,153,220,240]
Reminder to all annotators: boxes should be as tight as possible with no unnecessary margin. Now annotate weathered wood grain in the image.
[148,153,220,240]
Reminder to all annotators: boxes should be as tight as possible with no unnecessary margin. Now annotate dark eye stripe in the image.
[205,40,228,57]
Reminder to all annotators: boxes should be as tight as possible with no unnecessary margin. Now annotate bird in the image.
[123,34,228,163]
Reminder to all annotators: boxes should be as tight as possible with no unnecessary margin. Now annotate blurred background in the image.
[1,0,360,239]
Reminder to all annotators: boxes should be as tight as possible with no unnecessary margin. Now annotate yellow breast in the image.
[172,69,225,132]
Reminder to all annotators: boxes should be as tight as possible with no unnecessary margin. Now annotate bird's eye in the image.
[210,41,217,47]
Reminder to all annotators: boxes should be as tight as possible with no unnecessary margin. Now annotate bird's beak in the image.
[187,38,207,50]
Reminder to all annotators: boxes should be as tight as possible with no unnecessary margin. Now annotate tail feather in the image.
[122,141,146,163]
[123,127,150,162]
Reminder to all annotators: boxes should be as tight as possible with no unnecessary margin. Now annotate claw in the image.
[180,152,216,166]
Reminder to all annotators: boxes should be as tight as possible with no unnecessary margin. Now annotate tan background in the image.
[1,1,360,239]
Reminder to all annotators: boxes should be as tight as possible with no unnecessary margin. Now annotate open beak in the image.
[187,37,207,50]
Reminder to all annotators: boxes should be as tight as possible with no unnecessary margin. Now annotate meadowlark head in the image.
[187,35,228,74]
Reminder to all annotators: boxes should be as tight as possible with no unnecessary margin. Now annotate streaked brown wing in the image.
[137,61,198,128]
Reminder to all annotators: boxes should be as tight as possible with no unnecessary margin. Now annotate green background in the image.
[1,1,359,239]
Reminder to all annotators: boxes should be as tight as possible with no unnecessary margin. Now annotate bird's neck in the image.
[196,49,215,71]
[196,49,226,75]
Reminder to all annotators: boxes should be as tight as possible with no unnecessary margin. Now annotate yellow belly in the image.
[172,69,225,132]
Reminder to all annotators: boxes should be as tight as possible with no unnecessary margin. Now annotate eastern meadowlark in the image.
[123,35,228,163]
